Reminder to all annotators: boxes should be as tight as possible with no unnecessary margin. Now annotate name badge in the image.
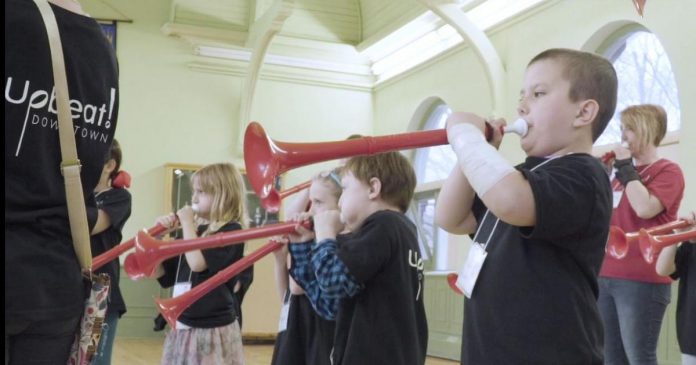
[173,282,192,330]
[457,243,488,298]
[613,190,623,208]
[278,300,290,332]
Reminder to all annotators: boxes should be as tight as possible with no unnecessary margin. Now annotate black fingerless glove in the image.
[614,158,641,186]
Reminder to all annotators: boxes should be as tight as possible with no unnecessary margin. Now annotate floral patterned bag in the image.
[67,273,111,365]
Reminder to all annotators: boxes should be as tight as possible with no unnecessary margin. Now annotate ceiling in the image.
[82,0,551,89]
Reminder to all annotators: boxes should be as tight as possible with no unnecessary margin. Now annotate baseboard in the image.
[242,332,276,345]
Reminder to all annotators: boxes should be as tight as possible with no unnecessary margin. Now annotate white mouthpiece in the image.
[503,118,528,137]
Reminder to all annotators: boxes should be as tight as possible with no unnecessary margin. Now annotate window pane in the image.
[596,31,681,146]
[414,104,457,184]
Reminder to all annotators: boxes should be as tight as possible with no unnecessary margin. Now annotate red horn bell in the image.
[92,224,170,270]
[639,227,695,264]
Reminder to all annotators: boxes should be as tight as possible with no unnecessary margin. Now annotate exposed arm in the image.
[90,209,112,235]
[623,181,665,219]
[480,172,536,227]
[655,243,677,276]
[178,207,207,272]
[434,167,477,234]
[445,113,535,227]
[272,244,290,300]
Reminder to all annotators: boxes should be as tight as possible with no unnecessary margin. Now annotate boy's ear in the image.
[367,177,381,200]
[573,99,599,128]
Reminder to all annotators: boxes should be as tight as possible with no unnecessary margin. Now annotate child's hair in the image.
[343,152,416,213]
[620,104,667,149]
[191,163,249,229]
[106,138,122,180]
[312,168,343,201]
[528,48,618,141]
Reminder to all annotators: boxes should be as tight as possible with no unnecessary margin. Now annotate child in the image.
[656,211,696,365]
[435,48,618,364]
[90,139,132,365]
[270,169,342,365]
[288,152,428,365]
[154,163,248,365]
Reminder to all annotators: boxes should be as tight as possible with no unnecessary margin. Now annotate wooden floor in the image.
[113,337,458,365]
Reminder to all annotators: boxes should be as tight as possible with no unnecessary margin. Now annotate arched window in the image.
[409,98,458,271]
[595,28,681,146]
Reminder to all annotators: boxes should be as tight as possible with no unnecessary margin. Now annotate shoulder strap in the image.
[34,0,92,270]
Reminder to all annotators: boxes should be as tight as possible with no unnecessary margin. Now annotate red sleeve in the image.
[645,161,684,217]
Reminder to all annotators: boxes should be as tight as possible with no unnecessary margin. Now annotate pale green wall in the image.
[112,0,373,240]
[105,0,373,337]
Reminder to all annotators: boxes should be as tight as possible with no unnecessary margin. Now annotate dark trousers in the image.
[5,315,80,365]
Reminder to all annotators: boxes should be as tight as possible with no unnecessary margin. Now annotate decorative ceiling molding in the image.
[161,22,248,46]
[419,0,505,115]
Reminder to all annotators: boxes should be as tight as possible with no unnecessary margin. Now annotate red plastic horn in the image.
[92,224,171,270]
[111,170,132,189]
[639,228,696,264]
[243,119,527,202]
[606,219,690,259]
[601,151,616,164]
[124,220,311,280]
[446,273,463,295]
[155,238,284,329]
[260,180,312,214]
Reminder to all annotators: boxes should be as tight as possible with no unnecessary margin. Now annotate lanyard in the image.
[471,156,560,249]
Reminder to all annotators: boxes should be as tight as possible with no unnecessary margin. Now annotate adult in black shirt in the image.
[5,0,119,363]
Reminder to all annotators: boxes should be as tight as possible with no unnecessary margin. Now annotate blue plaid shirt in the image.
[289,238,362,320]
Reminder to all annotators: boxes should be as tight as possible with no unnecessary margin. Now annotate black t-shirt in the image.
[158,222,246,328]
[332,210,428,365]
[671,243,696,355]
[91,188,131,317]
[271,293,335,365]
[5,0,119,321]
[462,154,611,365]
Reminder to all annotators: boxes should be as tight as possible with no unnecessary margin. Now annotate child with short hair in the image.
[435,48,618,364]
[154,162,249,365]
[288,152,428,365]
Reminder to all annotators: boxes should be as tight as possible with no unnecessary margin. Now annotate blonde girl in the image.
[271,168,343,365]
[155,163,249,365]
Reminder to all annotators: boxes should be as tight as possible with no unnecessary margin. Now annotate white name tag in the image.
[613,190,623,209]
[173,282,192,330]
[278,300,290,332]
[457,243,488,298]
